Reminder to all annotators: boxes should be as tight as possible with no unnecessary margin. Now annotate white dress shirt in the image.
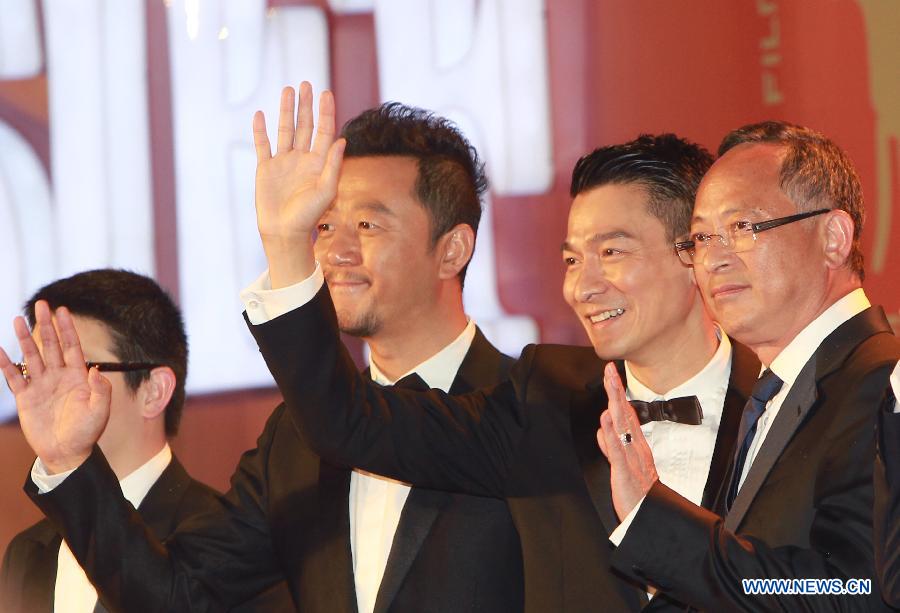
[33,444,172,613]
[241,264,476,613]
[738,288,870,489]
[625,330,732,507]
[610,332,732,545]
[611,290,872,547]
[890,360,899,413]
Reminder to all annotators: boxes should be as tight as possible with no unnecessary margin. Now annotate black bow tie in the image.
[630,396,703,425]
[394,372,431,392]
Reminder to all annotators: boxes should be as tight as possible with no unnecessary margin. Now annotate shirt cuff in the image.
[240,263,325,325]
[608,495,646,546]
[31,457,76,494]
[891,361,899,414]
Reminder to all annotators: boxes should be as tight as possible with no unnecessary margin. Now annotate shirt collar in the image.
[891,361,900,403]
[625,326,732,402]
[119,444,172,509]
[369,320,477,393]
[768,288,870,387]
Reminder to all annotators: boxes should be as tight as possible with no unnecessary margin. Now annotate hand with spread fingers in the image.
[0,301,111,474]
[596,362,659,521]
[253,81,346,289]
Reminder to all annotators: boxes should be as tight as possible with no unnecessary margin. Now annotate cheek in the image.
[562,273,577,304]
[605,263,640,296]
[741,245,788,291]
[312,239,328,261]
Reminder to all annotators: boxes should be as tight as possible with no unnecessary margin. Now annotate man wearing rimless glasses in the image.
[0,270,289,612]
[601,121,900,611]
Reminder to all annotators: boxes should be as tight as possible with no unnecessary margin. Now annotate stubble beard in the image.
[337,308,382,338]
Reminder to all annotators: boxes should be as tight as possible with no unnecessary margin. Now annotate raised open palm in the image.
[254,82,345,252]
[0,301,110,473]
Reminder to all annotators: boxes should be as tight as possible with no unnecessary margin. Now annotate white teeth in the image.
[590,308,625,323]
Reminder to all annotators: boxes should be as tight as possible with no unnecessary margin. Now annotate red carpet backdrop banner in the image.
[0,0,898,420]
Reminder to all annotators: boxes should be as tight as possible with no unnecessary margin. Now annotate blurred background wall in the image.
[1,0,898,557]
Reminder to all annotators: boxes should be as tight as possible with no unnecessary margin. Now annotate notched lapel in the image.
[316,462,357,613]
[725,360,817,531]
[371,327,511,613]
[14,523,60,613]
[573,361,624,537]
[372,489,450,613]
[706,342,759,512]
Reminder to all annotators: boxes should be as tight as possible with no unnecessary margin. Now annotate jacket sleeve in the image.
[246,284,530,499]
[26,409,290,613]
[611,367,894,612]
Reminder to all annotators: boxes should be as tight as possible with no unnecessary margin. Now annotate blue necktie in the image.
[726,369,783,511]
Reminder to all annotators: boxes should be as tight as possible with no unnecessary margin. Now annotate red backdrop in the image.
[1,0,897,557]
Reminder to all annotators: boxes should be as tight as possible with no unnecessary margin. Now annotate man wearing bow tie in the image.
[237,87,763,610]
[600,121,900,611]
[2,86,759,611]
[0,90,524,612]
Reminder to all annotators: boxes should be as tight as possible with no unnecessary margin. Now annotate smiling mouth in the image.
[711,285,748,299]
[325,272,370,287]
[589,308,625,323]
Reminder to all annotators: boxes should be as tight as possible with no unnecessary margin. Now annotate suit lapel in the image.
[16,522,60,613]
[372,489,449,613]
[133,456,192,539]
[372,328,511,613]
[571,361,624,538]
[724,306,893,531]
[724,356,817,531]
[89,457,194,613]
[704,341,759,512]
[316,462,359,613]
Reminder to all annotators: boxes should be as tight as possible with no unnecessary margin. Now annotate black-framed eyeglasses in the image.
[14,361,162,378]
[674,208,830,266]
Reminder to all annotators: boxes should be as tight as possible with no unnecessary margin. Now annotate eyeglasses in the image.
[674,208,830,266]
[14,361,161,379]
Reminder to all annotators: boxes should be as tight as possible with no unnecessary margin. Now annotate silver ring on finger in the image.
[619,431,633,446]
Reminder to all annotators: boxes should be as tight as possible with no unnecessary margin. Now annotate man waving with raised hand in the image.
[243,85,764,612]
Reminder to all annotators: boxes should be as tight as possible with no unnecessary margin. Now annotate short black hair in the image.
[570,134,714,241]
[25,269,188,436]
[341,102,487,286]
[718,120,865,280]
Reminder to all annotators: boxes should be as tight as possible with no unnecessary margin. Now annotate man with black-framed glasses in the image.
[0,269,290,612]
[602,120,900,611]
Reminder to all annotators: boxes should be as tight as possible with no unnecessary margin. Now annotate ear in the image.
[436,223,475,281]
[821,209,854,271]
[139,366,177,421]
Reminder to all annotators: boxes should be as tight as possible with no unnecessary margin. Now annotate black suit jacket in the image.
[875,391,900,609]
[262,327,524,612]
[21,328,523,612]
[245,286,759,612]
[1,455,222,613]
[609,306,900,612]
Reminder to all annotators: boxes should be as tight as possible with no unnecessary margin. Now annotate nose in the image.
[700,238,734,274]
[574,258,610,303]
[324,226,361,267]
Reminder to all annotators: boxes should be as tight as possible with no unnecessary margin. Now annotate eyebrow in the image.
[354,201,396,216]
[561,230,636,252]
[692,206,767,224]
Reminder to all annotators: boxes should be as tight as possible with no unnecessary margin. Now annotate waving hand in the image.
[253,82,345,288]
